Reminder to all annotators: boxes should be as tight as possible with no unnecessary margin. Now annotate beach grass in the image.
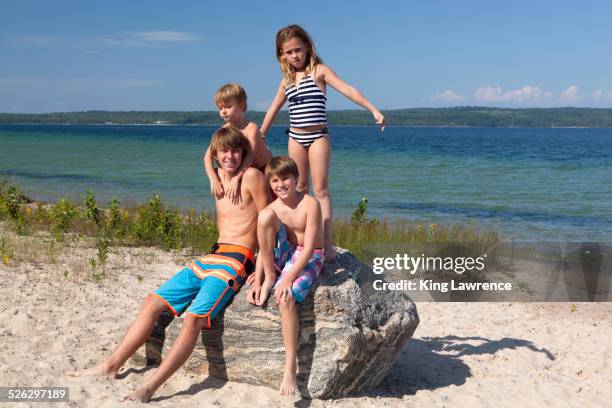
[0,181,512,271]
[334,196,513,270]
[0,179,217,251]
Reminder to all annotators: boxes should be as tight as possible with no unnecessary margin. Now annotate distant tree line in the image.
[1,107,612,127]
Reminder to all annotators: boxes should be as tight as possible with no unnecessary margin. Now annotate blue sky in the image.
[1,0,611,113]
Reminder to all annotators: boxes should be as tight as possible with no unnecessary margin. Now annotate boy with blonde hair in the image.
[204,83,272,201]
[247,156,324,395]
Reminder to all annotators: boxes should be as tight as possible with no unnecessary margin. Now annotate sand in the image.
[0,227,610,407]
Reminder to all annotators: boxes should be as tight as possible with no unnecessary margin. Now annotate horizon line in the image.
[2,106,612,115]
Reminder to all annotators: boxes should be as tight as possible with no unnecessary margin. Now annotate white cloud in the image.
[592,89,603,99]
[7,31,201,49]
[430,90,465,103]
[560,85,580,102]
[133,31,199,43]
[99,31,201,47]
[0,77,164,89]
[474,85,553,103]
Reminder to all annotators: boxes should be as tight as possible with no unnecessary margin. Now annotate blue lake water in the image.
[1,124,611,243]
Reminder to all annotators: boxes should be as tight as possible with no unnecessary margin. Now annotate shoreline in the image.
[2,185,610,249]
[2,122,611,129]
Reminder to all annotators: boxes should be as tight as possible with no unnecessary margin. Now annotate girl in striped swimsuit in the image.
[261,24,386,262]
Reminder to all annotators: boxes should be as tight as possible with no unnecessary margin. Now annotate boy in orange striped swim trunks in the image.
[70,127,270,403]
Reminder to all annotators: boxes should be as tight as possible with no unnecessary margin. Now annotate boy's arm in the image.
[319,64,385,131]
[240,126,258,171]
[224,143,254,204]
[275,199,322,302]
[244,168,270,212]
[203,146,224,198]
[248,123,272,165]
[224,135,256,204]
[244,172,270,305]
[260,80,287,136]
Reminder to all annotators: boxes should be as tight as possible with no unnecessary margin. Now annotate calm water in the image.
[1,124,611,243]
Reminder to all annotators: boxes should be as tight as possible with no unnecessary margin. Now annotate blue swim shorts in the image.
[152,243,254,329]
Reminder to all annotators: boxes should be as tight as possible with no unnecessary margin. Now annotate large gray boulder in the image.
[153,248,419,399]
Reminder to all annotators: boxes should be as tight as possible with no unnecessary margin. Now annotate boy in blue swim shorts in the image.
[152,243,255,329]
[246,156,324,396]
[70,127,269,403]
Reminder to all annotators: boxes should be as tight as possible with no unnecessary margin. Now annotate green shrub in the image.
[83,189,100,225]
[49,197,77,237]
[96,232,110,266]
[351,196,369,224]
[1,186,31,233]
[108,198,120,231]
[0,237,12,265]
[134,194,182,249]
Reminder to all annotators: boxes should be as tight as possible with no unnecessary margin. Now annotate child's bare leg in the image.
[308,137,335,262]
[278,296,299,395]
[288,137,310,195]
[123,313,208,402]
[256,208,280,306]
[69,294,167,379]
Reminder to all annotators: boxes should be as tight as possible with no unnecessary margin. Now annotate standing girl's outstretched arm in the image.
[318,64,386,131]
[260,80,287,136]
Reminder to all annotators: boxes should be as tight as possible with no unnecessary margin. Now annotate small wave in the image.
[0,170,99,183]
[382,202,612,227]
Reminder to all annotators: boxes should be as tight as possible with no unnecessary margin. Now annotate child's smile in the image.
[217,148,242,172]
[269,175,296,198]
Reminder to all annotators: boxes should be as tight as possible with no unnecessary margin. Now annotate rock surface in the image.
[152,248,419,399]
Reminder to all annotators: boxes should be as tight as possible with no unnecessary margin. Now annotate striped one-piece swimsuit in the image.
[284,74,328,149]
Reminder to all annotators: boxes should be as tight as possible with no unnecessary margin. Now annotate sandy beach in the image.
[0,227,610,407]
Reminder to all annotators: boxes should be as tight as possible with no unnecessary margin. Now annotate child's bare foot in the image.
[324,244,336,263]
[121,385,154,403]
[68,361,117,379]
[279,360,297,396]
[246,284,261,305]
[256,279,275,306]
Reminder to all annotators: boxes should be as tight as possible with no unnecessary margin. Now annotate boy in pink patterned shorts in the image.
[246,156,324,396]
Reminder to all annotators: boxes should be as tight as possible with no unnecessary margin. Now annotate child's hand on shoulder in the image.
[274,278,293,303]
[211,179,224,199]
[225,176,242,205]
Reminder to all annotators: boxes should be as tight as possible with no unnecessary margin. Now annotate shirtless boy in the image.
[70,127,269,402]
[247,156,324,395]
[203,83,272,201]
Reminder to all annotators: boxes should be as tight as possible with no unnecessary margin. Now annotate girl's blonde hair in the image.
[275,25,323,88]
